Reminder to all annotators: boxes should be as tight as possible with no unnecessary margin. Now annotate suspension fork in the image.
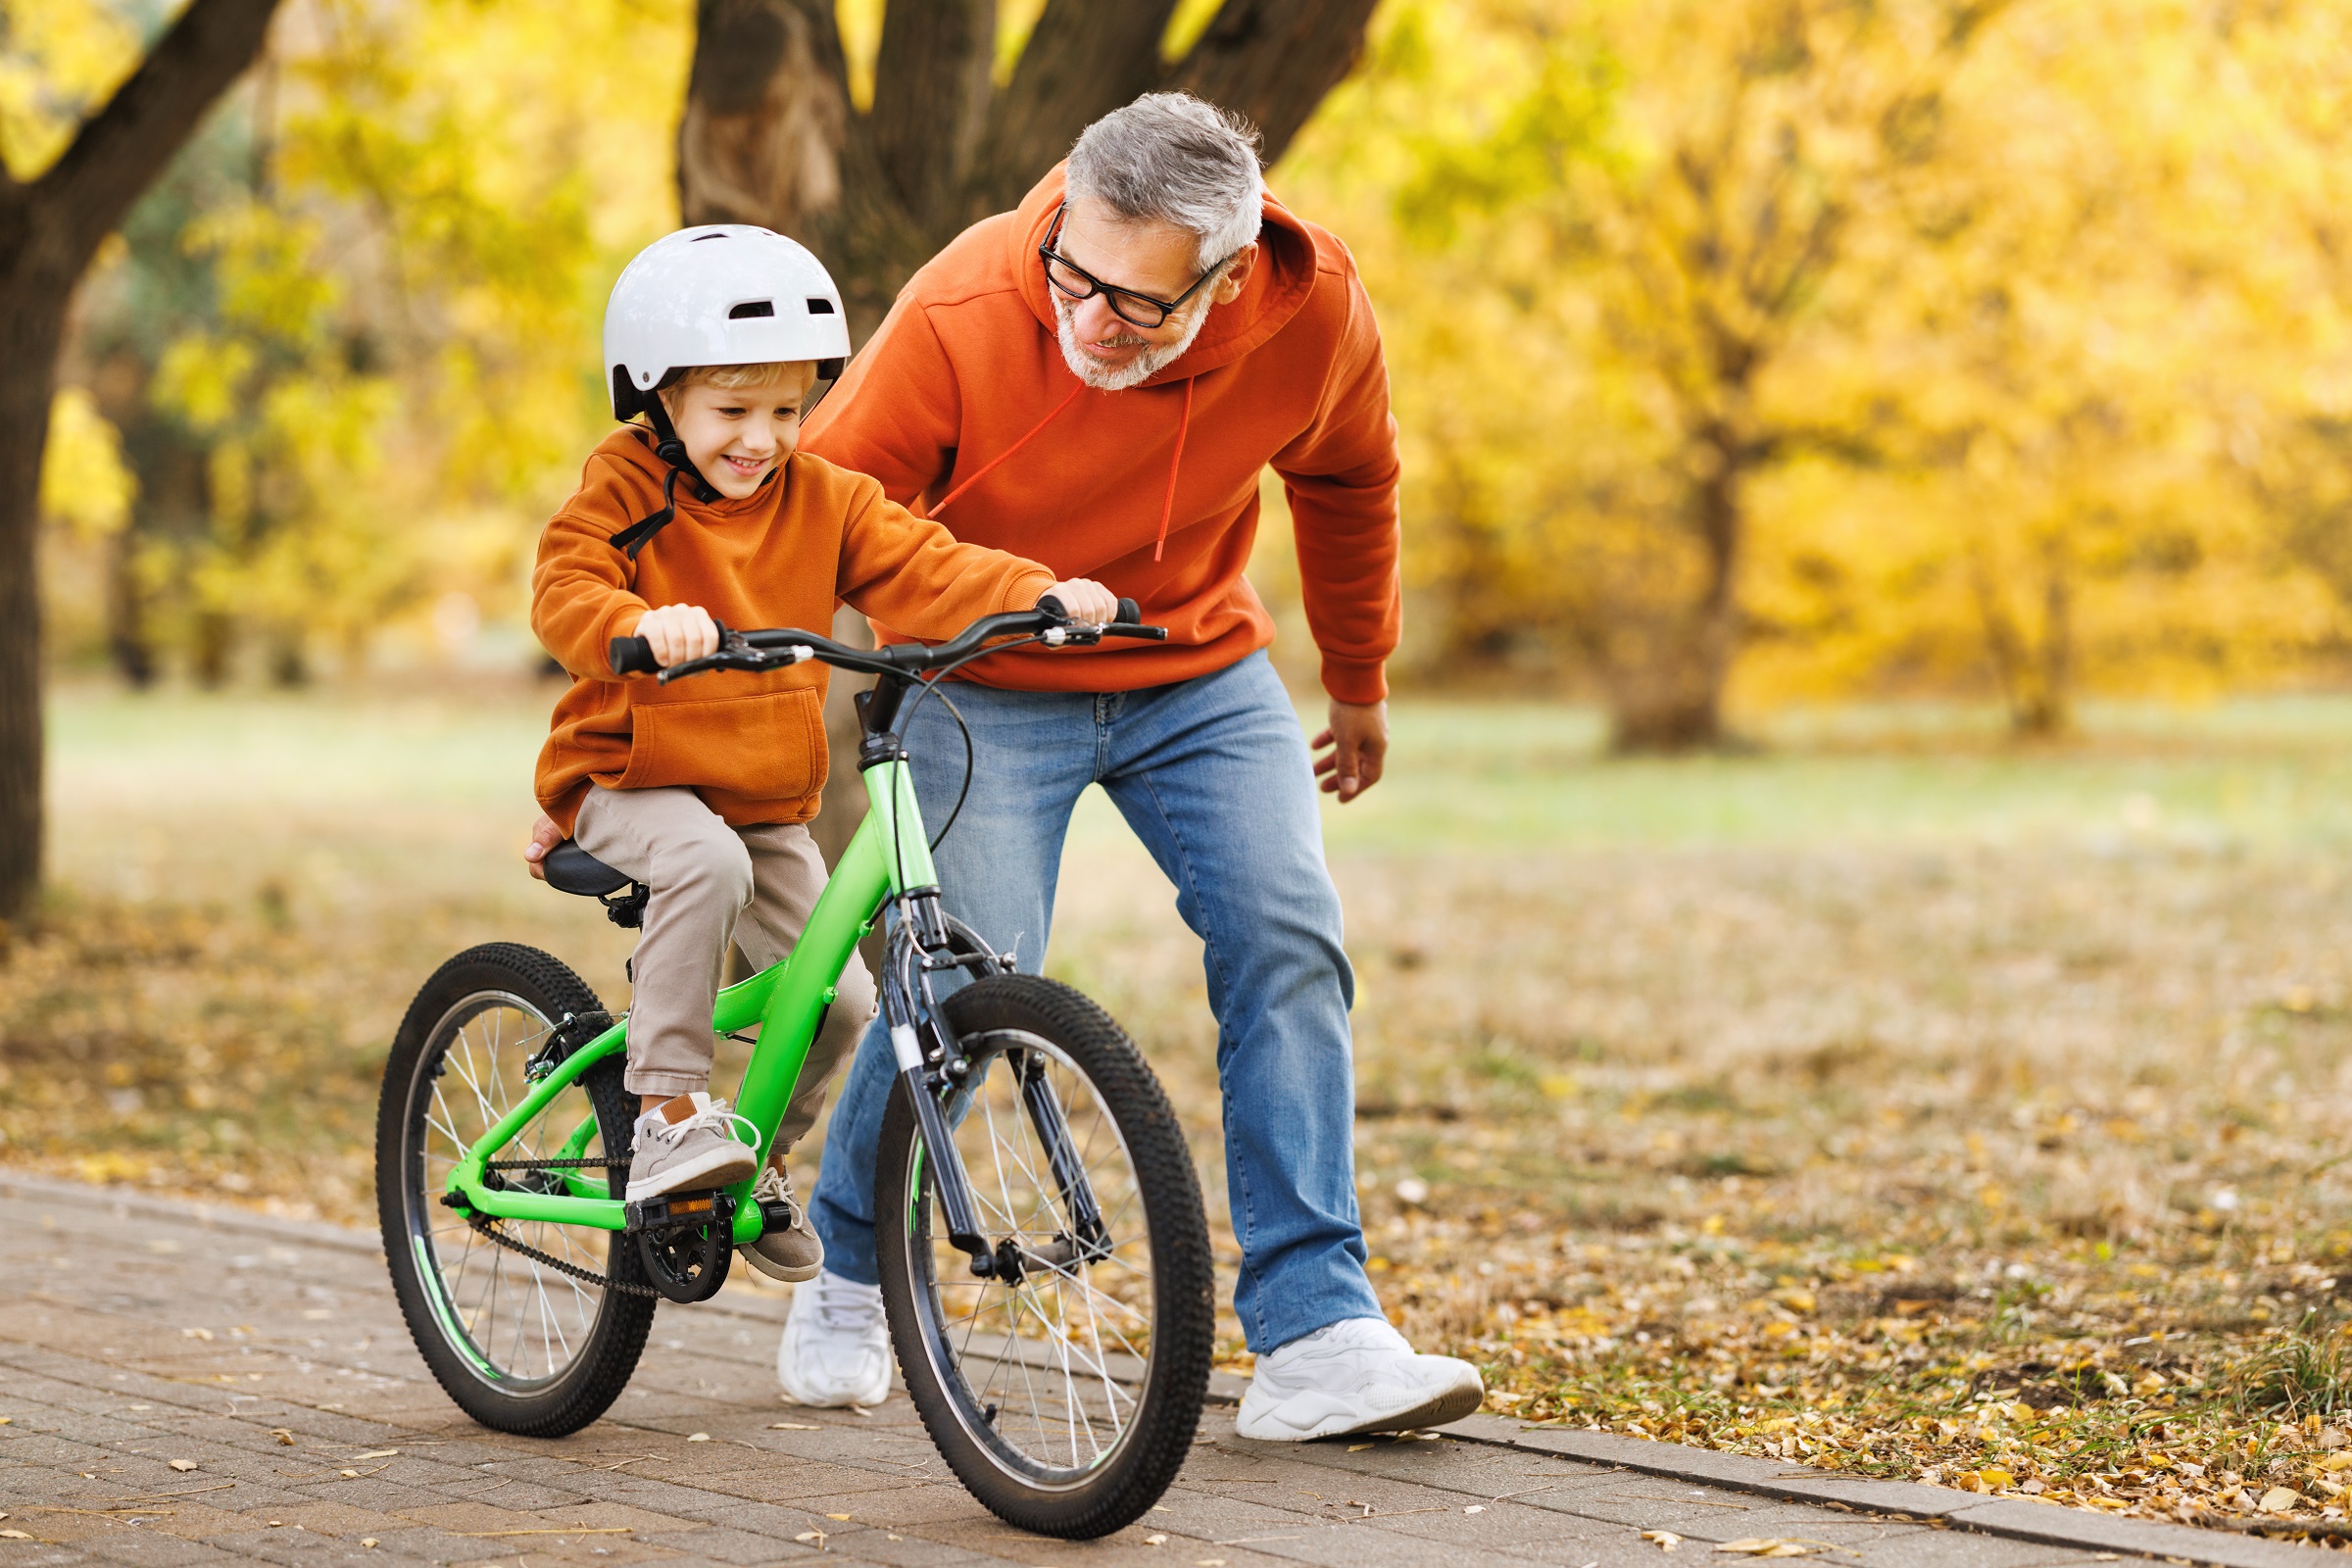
[883,890,1001,1272]
[1015,1050,1111,1261]
[859,686,1107,1281]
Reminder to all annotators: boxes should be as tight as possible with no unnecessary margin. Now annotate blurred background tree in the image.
[2,0,280,924]
[14,0,2352,912]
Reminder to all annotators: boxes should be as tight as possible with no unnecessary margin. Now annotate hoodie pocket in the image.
[616,686,827,803]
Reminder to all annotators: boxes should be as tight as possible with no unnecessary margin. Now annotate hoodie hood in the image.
[802,164,1402,706]
[1008,164,1321,386]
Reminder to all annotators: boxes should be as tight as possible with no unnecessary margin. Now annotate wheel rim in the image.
[402,989,617,1391]
[903,1030,1158,1488]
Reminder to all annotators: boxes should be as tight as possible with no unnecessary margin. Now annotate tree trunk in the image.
[106,523,156,688]
[0,293,70,928]
[674,0,1379,861]
[1605,430,1745,753]
[0,0,283,924]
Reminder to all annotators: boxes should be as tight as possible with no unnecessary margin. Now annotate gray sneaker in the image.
[740,1163,823,1283]
[625,1093,760,1202]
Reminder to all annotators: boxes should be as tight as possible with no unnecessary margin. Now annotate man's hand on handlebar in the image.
[1038,578,1117,627]
[523,812,563,881]
[631,604,719,667]
[1313,699,1389,805]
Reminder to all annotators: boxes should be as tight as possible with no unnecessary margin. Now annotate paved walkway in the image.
[0,1177,2312,1568]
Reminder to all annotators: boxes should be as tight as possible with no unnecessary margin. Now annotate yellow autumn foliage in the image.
[24,0,2352,721]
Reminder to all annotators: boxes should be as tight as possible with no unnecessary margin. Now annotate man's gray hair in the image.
[1066,93,1266,271]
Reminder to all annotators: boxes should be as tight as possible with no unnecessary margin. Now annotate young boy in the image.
[531,224,1113,1283]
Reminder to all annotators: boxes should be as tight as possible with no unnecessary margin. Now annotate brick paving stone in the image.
[0,1175,2272,1568]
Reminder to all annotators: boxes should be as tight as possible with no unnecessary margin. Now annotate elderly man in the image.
[534,93,1481,1440]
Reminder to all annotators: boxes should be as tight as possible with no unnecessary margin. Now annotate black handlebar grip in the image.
[1114,598,1141,624]
[1037,593,1065,618]
[610,635,659,675]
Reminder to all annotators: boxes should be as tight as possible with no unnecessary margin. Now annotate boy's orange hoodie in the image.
[805,166,1400,705]
[531,432,1055,834]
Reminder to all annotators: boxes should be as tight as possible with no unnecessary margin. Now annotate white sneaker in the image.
[777,1270,892,1407]
[1235,1317,1485,1441]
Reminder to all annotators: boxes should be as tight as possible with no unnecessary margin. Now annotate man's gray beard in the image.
[1054,290,1214,392]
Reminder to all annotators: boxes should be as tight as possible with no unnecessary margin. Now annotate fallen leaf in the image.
[1715,1541,1809,1558]
[269,1429,295,1446]
[1978,1468,2015,1491]
[1643,1531,1685,1551]
[795,1530,825,1544]
[267,1520,283,1528]
[352,1449,397,1459]
[768,1422,820,1430]
[1348,1443,1374,1452]
[182,1328,213,1341]
[1195,1560,1227,1567]
[339,1470,359,1479]
[2260,1488,2300,1514]
[168,1460,198,1472]
[1466,1504,1486,1514]
[1146,1534,1169,1544]
[0,1530,32,1541]
[360,1540,377,1548]
[687,1433,710,1443]
[825,1512,852,1520]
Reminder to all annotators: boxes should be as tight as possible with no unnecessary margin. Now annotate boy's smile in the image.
[661,364,818,501]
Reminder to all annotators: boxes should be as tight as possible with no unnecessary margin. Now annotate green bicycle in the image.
[373,599,1215,1539]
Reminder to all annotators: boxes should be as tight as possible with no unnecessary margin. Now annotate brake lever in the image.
[655,637,816,684]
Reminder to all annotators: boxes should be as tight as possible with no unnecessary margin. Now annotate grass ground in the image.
[8,679,2352,1537]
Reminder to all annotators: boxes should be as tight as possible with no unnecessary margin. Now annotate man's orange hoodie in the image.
[804,166,1400,705]
[531,431,1056,834]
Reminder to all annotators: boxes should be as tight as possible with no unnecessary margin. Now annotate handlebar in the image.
[608,596,1166,682]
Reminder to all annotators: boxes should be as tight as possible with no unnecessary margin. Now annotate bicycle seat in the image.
[542,840,631,898]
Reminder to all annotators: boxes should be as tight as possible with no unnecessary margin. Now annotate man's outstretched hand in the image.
[1313,699,1389,804]
[524,812,563,881]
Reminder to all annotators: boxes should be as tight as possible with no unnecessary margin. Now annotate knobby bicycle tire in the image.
[376,943,655,1436]
[875,974,1214,1539]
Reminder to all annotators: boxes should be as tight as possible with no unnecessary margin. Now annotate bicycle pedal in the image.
[625,1190,735,1234]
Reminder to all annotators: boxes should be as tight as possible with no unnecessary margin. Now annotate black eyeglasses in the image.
[1039,203,1239,330]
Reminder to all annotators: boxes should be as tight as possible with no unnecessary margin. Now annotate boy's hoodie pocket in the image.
[614,685,827,804]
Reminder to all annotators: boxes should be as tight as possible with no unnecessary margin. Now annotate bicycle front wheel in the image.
[875,975,1214,1539]
[375,943,654,1436]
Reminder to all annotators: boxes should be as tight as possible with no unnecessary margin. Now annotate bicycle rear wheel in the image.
[875,975,1213,1539]
[376,943,654,1436]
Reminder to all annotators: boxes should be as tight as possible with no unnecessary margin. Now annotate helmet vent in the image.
[807,297,837,315]
[727,300,775,318]
[691,232,725,242]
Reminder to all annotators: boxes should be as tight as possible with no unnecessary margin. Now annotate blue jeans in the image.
[806,652,1382,1353]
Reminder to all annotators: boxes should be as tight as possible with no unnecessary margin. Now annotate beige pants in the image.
[573,785,876,1152]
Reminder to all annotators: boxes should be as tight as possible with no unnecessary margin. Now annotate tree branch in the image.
[32,0,281,273]
[869,0,994,231]
[960,0,1179,222]
[1163,0,1380,166]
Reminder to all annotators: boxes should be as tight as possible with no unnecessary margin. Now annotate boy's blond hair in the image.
[669,361,811,393]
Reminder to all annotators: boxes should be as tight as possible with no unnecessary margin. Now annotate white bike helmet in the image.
[601,225,853,559]
[605,224,851,418]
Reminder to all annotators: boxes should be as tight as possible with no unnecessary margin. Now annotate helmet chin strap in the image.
[610,392,720,562]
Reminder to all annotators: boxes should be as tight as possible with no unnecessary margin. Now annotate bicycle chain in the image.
[483,1155,629,1171]
[465,1213,662,1298]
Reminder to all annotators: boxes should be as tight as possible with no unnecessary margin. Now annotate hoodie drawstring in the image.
[930,381,1087,518]
[929,375,1198,565]
[1154,378,1194,563]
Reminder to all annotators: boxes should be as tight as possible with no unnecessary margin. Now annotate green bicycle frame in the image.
[443,758,936,1248]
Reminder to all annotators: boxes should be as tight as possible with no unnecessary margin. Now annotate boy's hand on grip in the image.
[632,603,719,666]
[1039,578,1117,627]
